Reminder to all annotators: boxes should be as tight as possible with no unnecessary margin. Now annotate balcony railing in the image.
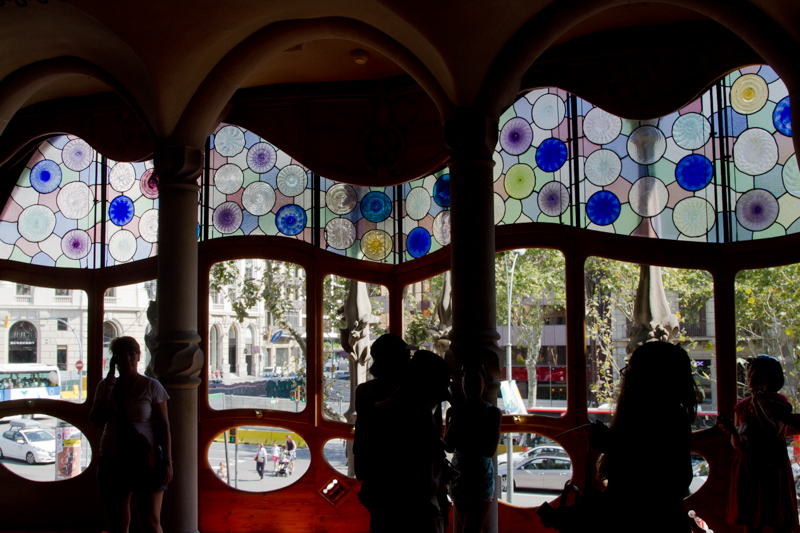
[682,323,707,337]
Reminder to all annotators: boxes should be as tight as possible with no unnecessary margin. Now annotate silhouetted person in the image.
[358,349,451,533]
[444,363,501,533]
[90,336,173,533]
[720,354,798,532]
[354,334,415,499]
[590,341,697,533]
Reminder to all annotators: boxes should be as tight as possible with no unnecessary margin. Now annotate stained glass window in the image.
[401,169,451,261]
[0,135,158,268]
[1,66,793,270]
[320,178,400,263]
[202,124,313,241]
[495,65,795,242]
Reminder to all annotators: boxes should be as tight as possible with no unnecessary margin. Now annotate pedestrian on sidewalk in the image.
[255,443,267,479]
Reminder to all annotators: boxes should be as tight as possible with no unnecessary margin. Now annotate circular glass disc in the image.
[324,218,356,250]
[583,108,622,145]
[532,94,566,130]
[361,230,393,260]
[433,211,451,245]
[504,164,535,199]
[629,177,668,217]
[109,163,136,192]
[275,204,307,236]
[277,165,307,197]
[139,209,159,243]
[109,230,137,262]
[733,128,778,176]
[247,143,277,174]
[19,204,56,242]
[62,139,94,171]
[404,187,431,220]
[627,125,667,165]
[326,184,358,215]
[108,196,135,226]
[672,113,711,150]
[673,197,715,238]
[214,164,244,194]
[736,189,779,232]
[214,126,246,157]
[213,202,243,234]
[406,227,432,258]
[61,229,92,259]
[30,160,62,194]
[57,181,93,219]
[242,182,276,216]
[731,74,769,115]
[585,149,621,186]
[500,117,533,155]
[538,181,570,216]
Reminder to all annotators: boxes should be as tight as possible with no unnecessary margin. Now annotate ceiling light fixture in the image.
[351,49,370,65]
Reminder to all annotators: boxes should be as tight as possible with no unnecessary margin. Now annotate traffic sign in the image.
[75,360,84,371]
[270,330,283,343]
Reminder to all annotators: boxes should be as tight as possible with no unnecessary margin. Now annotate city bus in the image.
[0,364,61,402]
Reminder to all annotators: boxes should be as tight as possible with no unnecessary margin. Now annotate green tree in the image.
[495,249,567,408]
[735,264,800,408]
[584,259,714,405]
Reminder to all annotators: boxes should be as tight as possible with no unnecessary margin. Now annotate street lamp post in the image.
[505,248,525,502]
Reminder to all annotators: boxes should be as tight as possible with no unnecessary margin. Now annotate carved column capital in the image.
[153,145,204,186]
[443,113,499,162]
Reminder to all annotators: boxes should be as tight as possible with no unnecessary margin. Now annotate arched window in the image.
[8,321,37,363]
[103,321,118,347]
[209,325,219,371]
[228,325,237,375]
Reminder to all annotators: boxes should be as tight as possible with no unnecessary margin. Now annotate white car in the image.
[0,421,56,464]
[498,444,567,467]
[498,455,572,492]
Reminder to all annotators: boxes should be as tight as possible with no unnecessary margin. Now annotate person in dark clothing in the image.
[357,349,451,533]
[721,354,798,532]
[444,363,501,533]
[354,333,415,483]
[590,341,698,533]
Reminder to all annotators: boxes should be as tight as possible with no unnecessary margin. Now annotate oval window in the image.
[323,438,354,478]
[207,425,308,491]
[498,432,571,508]
[0,415,90,482]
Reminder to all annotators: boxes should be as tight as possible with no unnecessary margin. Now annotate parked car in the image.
[498,455,572,492]
[0,420,56,464]
[498,444,567,467]
[335,370,350,380]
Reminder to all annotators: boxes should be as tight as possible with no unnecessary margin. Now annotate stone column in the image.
[444,113,502,533]
[151,146,205,533]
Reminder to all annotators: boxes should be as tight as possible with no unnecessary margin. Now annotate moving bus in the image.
[0,364,61,401]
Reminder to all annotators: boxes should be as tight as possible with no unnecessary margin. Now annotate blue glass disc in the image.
[433,174,450,207]
[586,191,621,226]
[535,138,568,172]
[275,204,307,236]
[108,196,135,226]
[773,96,792,137]
[361,191,392,223]
[30,159,62,194]
[406,227,431,258]
[675,154,713,191]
